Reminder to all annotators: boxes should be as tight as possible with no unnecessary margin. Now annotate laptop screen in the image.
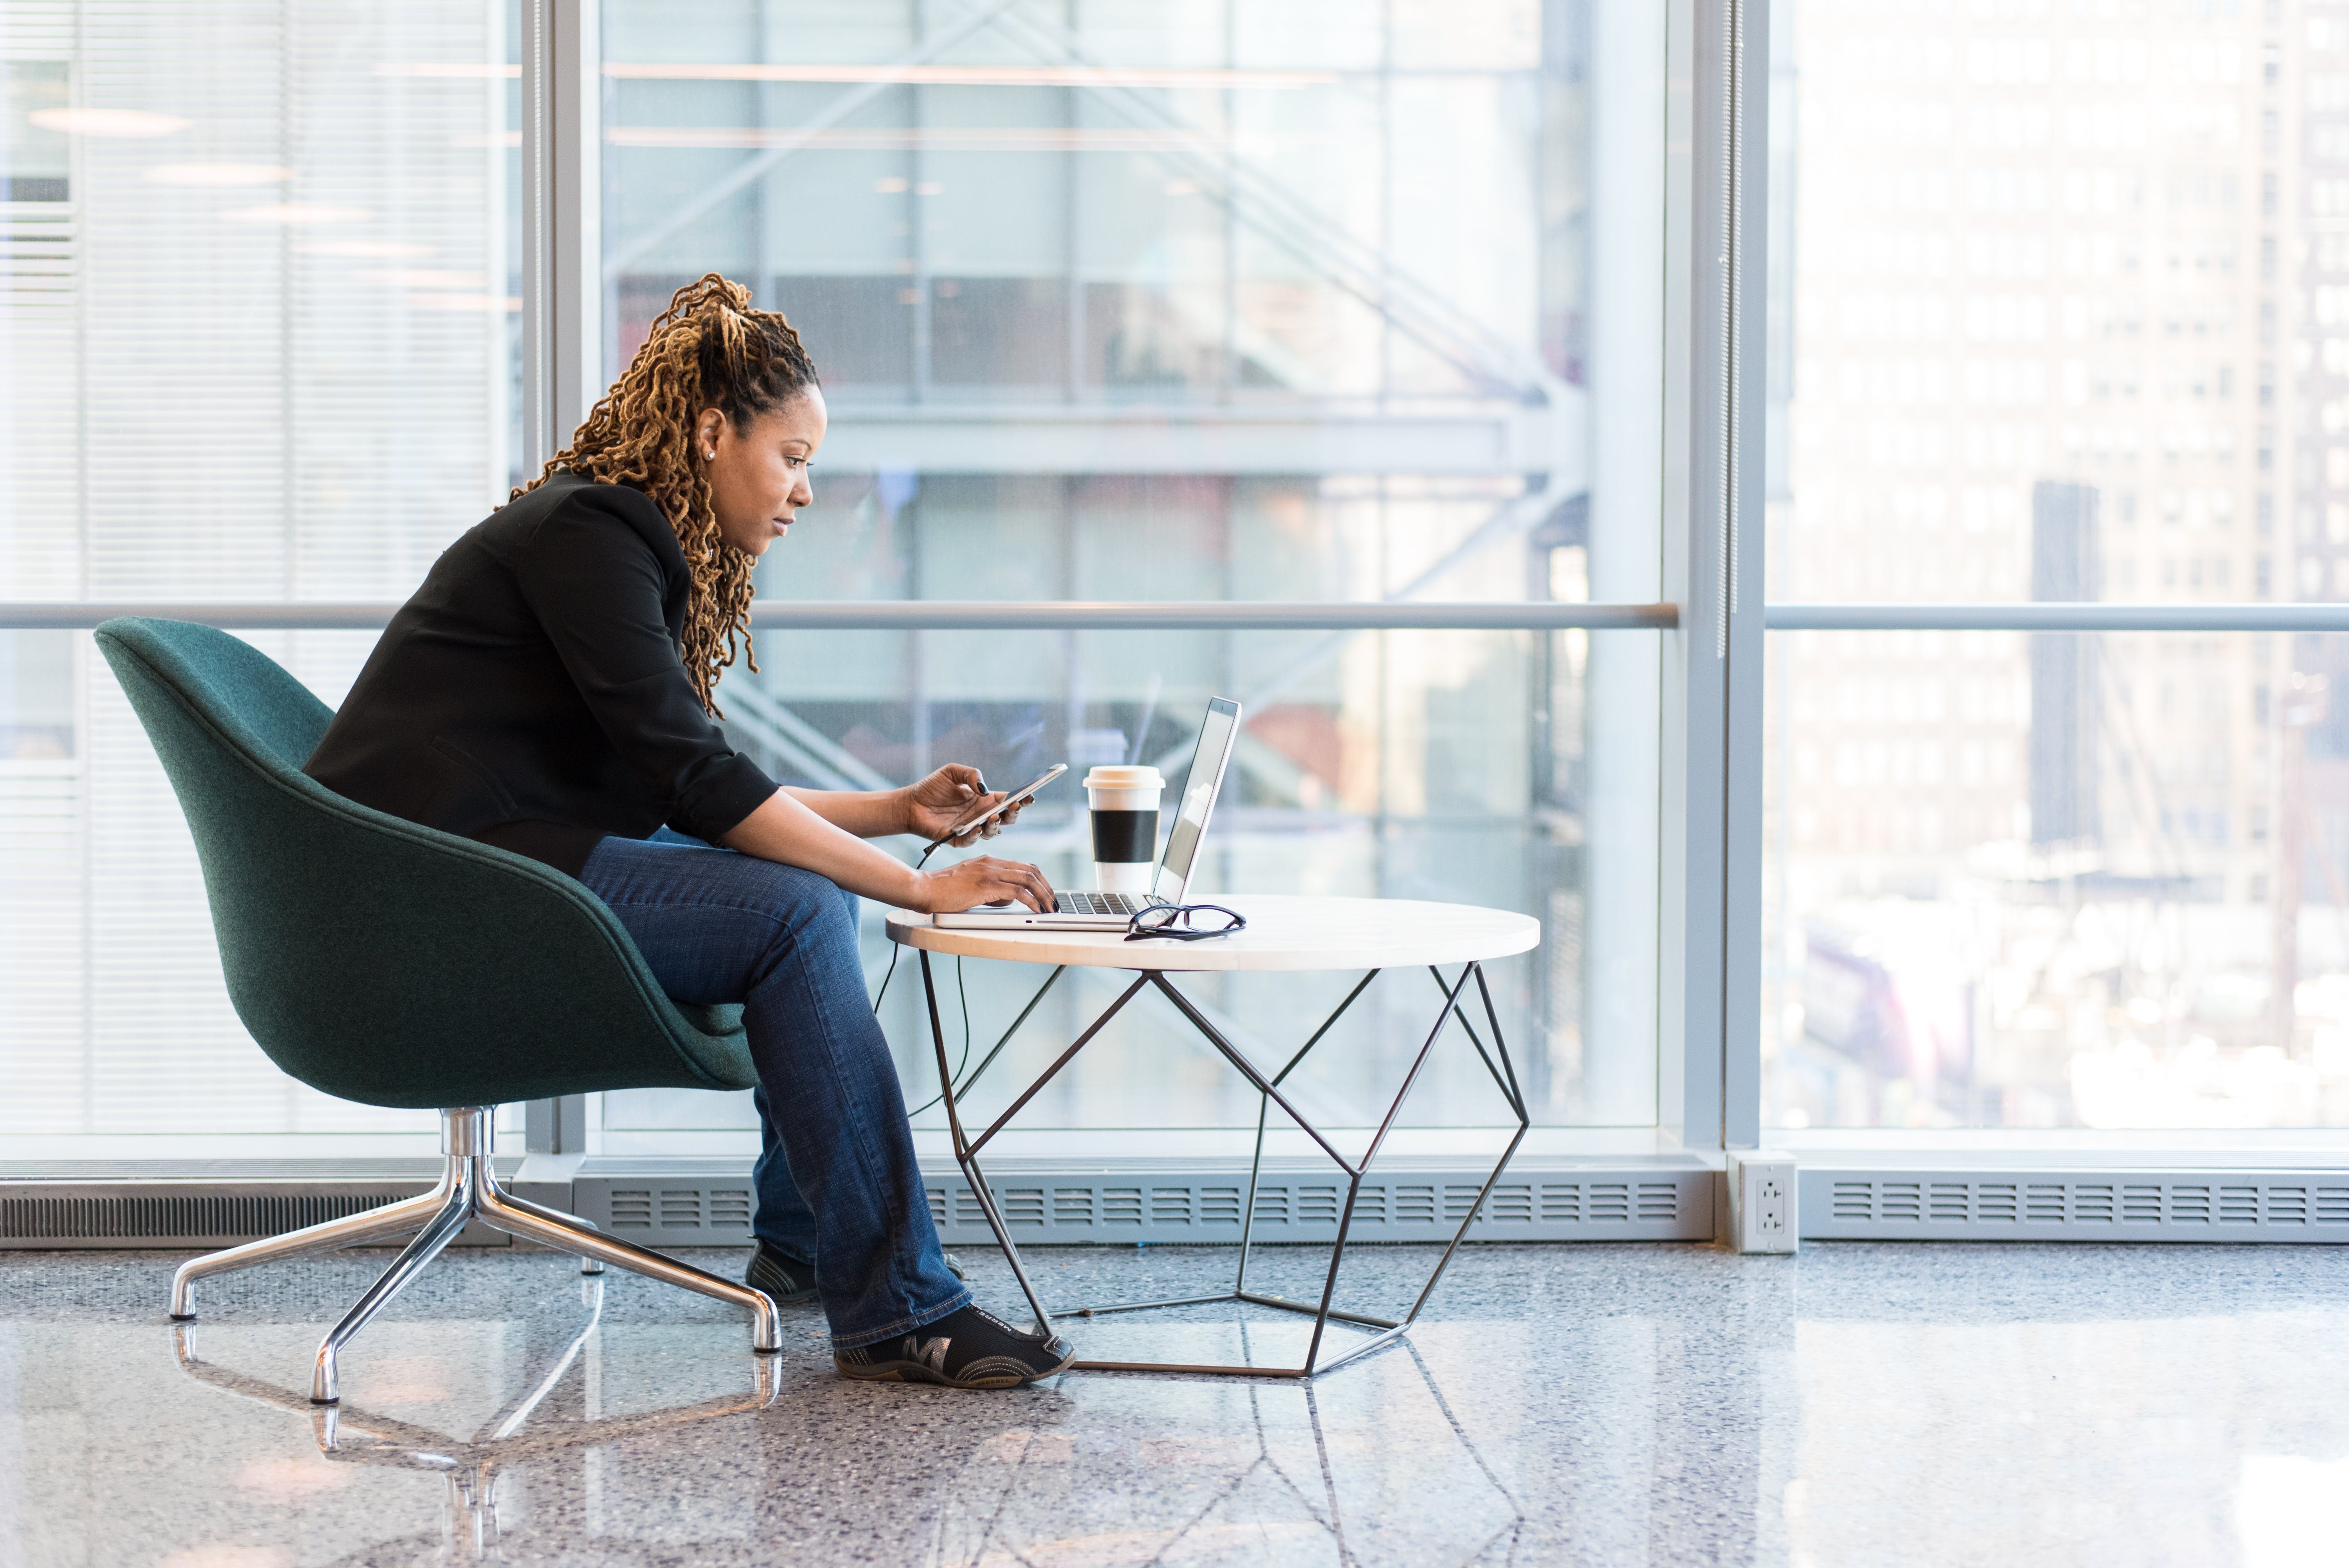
[1154,697,1241,899]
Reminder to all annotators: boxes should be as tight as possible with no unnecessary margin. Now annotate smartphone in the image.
[931,763,1066,846]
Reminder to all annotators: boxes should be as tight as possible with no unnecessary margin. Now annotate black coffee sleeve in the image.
[1090,808,1157,863]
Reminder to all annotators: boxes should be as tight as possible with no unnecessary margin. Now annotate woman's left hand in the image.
[904,764,1025,845]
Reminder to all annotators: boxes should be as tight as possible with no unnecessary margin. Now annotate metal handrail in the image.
[1,600,1678,632]
[28,600,2348,634]
[1766,603,2349,633]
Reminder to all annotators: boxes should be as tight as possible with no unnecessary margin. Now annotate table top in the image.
[884,893,1540,973]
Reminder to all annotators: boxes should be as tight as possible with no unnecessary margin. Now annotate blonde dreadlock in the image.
[515,273,819,716]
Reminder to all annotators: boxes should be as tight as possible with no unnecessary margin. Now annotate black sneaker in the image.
[743,1241,817,1306]
[833,1304,1076,1390]
[745,1243,965,1307]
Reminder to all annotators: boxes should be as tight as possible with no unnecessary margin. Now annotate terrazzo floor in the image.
[3,1239,2347,1566]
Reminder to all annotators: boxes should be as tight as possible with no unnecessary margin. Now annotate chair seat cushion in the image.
[674,1001,746,1041]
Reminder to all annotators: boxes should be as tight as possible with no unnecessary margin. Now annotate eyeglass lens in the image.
[1134,904,1242,935]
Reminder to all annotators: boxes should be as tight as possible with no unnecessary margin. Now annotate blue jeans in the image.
[577,829,971,1349]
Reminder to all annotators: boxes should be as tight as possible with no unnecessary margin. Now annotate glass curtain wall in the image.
[1762,0,2349,1131]
[0,0,1667,1160]
[595,0,1669,1150]
[0,2,520,1156]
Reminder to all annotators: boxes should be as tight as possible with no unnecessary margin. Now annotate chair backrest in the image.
[95,617,755,1108]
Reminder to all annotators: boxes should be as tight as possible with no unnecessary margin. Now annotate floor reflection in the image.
[924,1335,1526,1568]
[170,1276,779,1563]
[11,1242,2349,1565]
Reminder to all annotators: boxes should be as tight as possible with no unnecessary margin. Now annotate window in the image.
[0,0,1674,1162]
[1763,1,2349,1133]
[593,0,1669,1149]
[0,1,518,1155]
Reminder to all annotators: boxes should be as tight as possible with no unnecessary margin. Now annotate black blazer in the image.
[305,470,779,877]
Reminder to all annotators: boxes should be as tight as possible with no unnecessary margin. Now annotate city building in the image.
[1766,0,2349,1130]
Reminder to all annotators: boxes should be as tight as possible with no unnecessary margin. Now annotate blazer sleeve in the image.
[507,490,779,842]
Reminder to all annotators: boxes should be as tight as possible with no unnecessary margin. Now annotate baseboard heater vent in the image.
[1802,1169,2349,1242]
[0,1184,510,1250]
[3,1166,1716,1251]
[595,1184,757,1238]
[569,1167,1716,1248]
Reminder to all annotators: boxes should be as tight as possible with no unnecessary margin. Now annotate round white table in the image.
[886,893,1540,1379]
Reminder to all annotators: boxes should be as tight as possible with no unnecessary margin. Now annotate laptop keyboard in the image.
[1051,891,1157,917]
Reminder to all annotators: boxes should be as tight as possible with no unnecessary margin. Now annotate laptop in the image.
[933,697,1241,930]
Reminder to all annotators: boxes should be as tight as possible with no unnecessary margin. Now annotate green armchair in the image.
[95,617,780,1403]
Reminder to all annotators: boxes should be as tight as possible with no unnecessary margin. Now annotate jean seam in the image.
[791,914,930,1342]
[592,892,802,921]
[830,1286,973,1351]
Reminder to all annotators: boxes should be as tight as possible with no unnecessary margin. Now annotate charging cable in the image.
[868,835,940,1019]
[873,837,971,1120]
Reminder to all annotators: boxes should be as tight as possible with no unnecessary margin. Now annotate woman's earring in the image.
[703,448,715,460]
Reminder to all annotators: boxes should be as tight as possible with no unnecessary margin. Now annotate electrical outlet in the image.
[1728,1151,1798,1254]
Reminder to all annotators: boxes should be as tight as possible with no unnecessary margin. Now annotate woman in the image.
[306,274,1070,1390]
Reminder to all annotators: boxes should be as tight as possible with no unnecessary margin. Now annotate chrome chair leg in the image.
[171,1182,451,1320]
[474,1183,782,1353]
[489,1187,606,1275]
[175,1105,779,1397]
[313,1160,480,1404]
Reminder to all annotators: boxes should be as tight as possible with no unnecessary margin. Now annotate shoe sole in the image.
[834,1341,1078,1391]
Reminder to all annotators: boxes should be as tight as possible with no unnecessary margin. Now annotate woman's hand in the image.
[903,764,1029,845]
[912,854,1056,913]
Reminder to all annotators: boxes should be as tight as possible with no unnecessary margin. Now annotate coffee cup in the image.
[1084,764,1164,893]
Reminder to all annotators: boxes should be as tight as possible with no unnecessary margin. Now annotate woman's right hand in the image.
[913,854,1056,913]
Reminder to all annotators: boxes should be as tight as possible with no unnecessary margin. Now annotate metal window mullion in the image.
[43,600,2349,635]
[520,0,601,1155]
[1721,0,1770,1151]
[1658,0,1737,1152]
[1,602,1680,633]
[520,0,601,476]
[1765,604,2349,632]
[519,0,550,474]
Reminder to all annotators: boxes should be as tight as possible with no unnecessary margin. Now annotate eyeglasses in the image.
[1125,903,1248,942]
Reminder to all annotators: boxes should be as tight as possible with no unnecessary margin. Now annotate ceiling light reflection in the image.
[142,163,291,187]
[28,107,190,138]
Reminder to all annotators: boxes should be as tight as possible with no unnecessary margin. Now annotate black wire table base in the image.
[914,950,1532,1379]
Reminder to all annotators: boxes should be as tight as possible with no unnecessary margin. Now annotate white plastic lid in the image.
[1082,765,1164,790]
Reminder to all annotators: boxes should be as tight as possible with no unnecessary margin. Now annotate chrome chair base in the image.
[166,1107,782,1404]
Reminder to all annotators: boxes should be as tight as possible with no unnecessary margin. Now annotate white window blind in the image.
[0,1,513,1149]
